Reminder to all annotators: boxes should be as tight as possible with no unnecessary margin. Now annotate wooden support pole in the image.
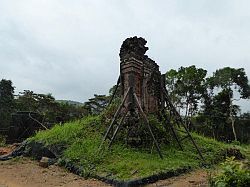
[133,93,163,159]
[99,87,130,151]
[178,118,205,162]
[108,107,129,149]
[160,75,166,110]
[107,75,120,107]
[161,112,184,151]
[162,87,205,161]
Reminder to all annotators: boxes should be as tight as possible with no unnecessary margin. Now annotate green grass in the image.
[29,115,241,181]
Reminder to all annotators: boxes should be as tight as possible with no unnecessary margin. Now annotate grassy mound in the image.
[30,115,238,181]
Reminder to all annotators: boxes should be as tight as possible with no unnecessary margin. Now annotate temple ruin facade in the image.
[100,36,204,160]
[119,36,162,114]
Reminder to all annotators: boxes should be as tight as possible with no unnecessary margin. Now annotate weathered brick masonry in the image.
[119,36,162,113]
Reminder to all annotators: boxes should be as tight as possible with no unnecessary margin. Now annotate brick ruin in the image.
[119,36,162,114]
[100,37,204,160]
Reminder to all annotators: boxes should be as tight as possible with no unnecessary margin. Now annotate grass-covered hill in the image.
[29,115,249,183]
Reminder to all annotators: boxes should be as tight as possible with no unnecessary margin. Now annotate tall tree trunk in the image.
[229,98,237,141]
[231,117,237,141]
[185,102,189,129]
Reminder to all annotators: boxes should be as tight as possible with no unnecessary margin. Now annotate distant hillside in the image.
[56,100,84,106]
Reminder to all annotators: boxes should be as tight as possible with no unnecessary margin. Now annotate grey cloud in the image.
[0,0,249,111]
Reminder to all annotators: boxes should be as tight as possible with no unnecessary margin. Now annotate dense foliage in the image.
[0,79,15,129]
[165,66,250,143]
[0,81,89,136]
[210,157,250,187]
[165,65,207,119]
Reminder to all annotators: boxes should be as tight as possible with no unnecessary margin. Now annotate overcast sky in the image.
[0,0,249,112]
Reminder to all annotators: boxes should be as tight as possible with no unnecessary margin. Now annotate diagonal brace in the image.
[133,93,163,159]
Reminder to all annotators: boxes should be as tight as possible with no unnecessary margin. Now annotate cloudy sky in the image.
[0,0,249,111]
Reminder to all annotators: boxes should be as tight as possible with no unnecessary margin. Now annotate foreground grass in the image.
[30,115,239,181]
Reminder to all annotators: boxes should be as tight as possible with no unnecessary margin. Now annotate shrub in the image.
[210,157,250,187]
[0,135,6,146]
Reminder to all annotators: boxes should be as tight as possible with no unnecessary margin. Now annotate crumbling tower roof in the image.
[119,36,149,61]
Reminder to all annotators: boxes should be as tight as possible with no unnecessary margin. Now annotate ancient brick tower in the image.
[119,36,162,114]
[99,37,204,161]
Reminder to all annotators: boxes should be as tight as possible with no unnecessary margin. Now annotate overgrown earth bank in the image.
[1,115,249,186]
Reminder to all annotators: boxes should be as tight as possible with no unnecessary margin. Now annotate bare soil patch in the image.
[0,142,210,187]
[146,169,209,187]
[0,157,110,187]
[0,156,209,187]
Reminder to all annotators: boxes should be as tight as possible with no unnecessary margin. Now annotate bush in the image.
[210,157,250,187]
[0,135,6,146]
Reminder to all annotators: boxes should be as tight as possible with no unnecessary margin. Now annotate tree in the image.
[84,94,109,115]
[0,79,15,129]
[200,88,240,140]
[16,90,89,123]
[205,67,250,141]
[53,102,88,123]
[165,66,207,127]
[165,69,182,109]
[16,90,40,111]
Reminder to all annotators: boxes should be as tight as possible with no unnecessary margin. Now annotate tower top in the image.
[119,36,149,61]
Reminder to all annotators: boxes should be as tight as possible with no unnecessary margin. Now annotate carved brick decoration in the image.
[119,36,162,113]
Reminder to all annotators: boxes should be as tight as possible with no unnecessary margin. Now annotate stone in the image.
[39,156,56,168]
[39,157,50,168]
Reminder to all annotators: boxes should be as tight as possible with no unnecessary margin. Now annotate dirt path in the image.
[0,157,209,187]
[0,157,110,187]
[146,169,209,187]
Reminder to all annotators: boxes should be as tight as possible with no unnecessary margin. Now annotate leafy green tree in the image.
[84,94,109,115]
[54,102,89,123]
[205,67,250,141]
[200,88,240,140]
[0,79,15,129]
[165,69,182,109]
[165,66,207,127]
[15,90,38,111]
[16,90,89,123]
